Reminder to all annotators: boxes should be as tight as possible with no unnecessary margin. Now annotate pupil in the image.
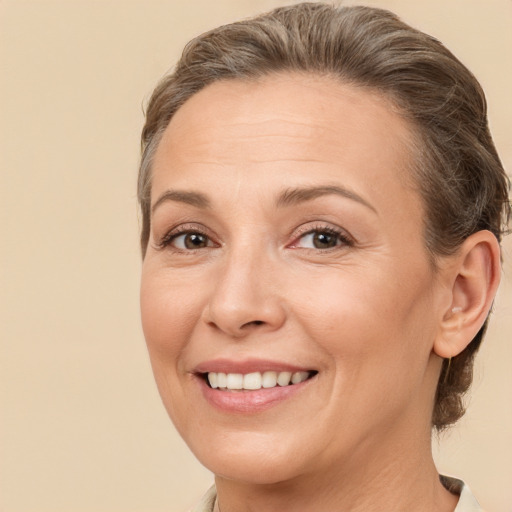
[185,233,207,249]
[314,232,336,248]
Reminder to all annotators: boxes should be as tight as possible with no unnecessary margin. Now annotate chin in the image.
[186,430,311,485]
[207,457,303,485]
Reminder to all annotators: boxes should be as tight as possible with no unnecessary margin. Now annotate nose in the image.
[202,248,286,338]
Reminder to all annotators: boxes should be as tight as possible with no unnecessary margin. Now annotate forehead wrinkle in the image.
[226,117,340,131]
[171,114,340,145]
[221,120,341,144]
[154,73,420,221]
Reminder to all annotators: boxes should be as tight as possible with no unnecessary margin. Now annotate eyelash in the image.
[156,223,354,252]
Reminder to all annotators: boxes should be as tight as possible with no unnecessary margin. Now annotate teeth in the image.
[206,370,312,391]
[226,373,243,390]
[217,372,227,388]
[207,372,218,388]
[291,371,309,384]
[262,371,277,388]
[243,372,262,390]
[277,371,292,386]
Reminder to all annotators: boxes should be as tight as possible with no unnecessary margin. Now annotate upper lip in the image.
[194,358,315,375]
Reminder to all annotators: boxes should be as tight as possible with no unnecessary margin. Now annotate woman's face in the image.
[140,74,448,484]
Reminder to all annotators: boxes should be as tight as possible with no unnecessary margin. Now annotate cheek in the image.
[291,263,435,376]
[140,270,205,430]
[291,267,401,340]
[140,269,200,369]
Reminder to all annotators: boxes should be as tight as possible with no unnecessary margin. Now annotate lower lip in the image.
[198,376,314,414]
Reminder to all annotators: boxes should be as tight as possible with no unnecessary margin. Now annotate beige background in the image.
[1,0,511,511]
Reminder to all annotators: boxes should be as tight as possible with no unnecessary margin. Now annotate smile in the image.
[198,369,317,413]
[206,370,314,391]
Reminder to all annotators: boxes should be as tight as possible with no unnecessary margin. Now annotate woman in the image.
[138,4,510,511]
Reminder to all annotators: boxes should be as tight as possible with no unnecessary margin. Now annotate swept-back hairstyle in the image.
[138,2,510,430]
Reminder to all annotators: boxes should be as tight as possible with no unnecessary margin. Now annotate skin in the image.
[140,74,493,511]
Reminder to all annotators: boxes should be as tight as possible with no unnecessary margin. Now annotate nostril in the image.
[243,320,264,328]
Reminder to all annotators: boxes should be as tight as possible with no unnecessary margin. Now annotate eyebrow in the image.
[151,184,377,215]
[276,185,377,213]
[152,190,211,214]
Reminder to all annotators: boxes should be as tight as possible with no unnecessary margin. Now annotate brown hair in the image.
[138,3,510,430]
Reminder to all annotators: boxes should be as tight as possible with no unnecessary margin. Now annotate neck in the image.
[214,426,458,512]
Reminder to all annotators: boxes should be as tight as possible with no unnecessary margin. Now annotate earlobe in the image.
[434,230,501,359]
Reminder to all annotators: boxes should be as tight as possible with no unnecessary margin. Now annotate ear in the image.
[434,230,502,359]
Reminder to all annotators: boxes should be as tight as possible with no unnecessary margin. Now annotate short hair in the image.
[138,2,510,430]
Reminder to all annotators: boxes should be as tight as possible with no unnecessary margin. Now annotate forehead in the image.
[152,73,419,214]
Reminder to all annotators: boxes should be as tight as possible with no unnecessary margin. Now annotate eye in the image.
[291,226,353,250]
[157,225,218,251]
[172,232,212,250]
[299,231,340,249]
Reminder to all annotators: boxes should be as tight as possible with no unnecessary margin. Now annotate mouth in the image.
[202,370,318,391]
[194,359,319,413]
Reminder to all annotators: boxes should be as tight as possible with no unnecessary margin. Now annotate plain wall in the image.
[1,1,511,511]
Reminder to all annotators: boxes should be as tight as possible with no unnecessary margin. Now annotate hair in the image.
[138,2,510,430]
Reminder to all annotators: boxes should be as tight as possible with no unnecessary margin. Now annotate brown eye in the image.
[180,233,209,249]
[296,230,344,249]
[162,231,214,250]
[185,233,207,249]
[311,232,338,249]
